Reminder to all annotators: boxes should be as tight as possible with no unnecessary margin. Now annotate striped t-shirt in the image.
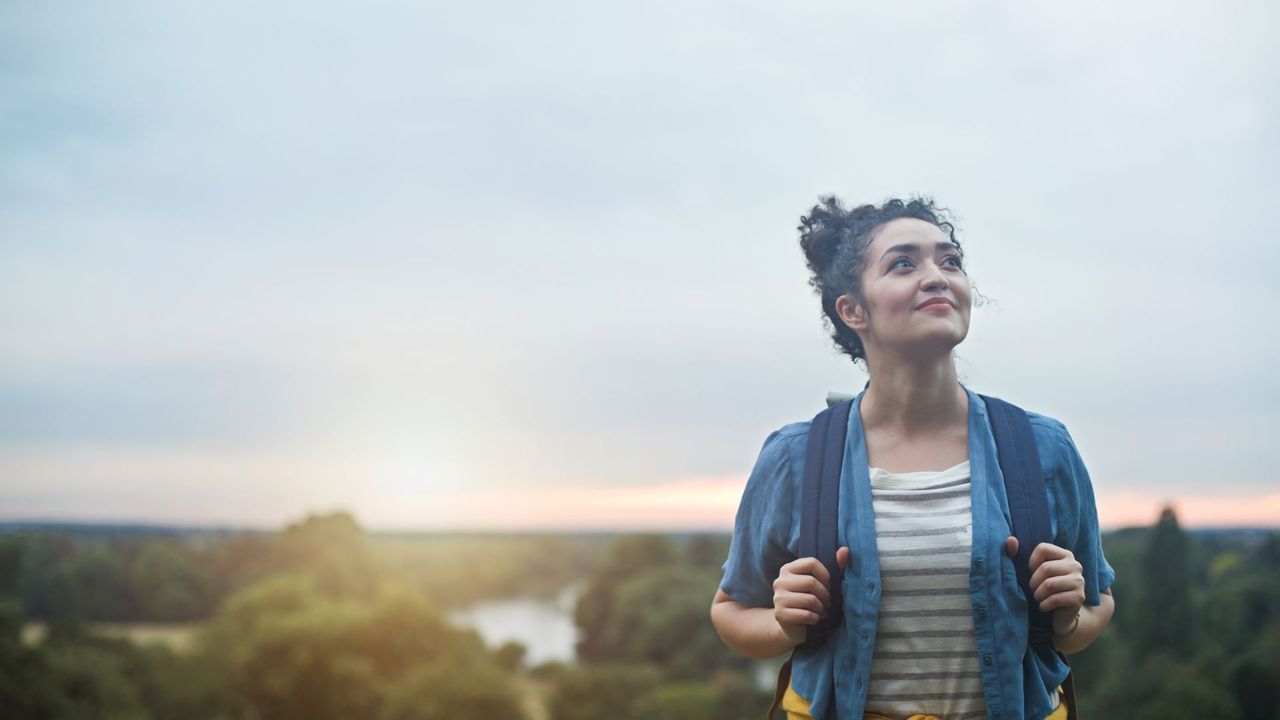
[865,460,987,720]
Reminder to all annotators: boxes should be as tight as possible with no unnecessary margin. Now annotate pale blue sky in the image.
[2,0,1277,529]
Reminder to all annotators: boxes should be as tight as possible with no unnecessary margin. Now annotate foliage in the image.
[633,674,771,720]
[379,658,525,720]
[546,663,662,720]
[494,640,528,672]
[606,565,754,679]
[547,665,770,720]
[1076,508,1279,720]
[1133,508,1195,655]
[574,534,678,661]
[205,571,524,720]
[2,512,1277,720]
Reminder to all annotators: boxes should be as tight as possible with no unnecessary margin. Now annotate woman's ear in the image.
[836,294,868,333]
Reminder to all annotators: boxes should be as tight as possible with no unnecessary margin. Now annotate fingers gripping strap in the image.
[799,399,852,648]
[980,394,1055,647]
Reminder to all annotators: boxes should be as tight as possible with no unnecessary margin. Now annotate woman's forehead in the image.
[868,218,949,251]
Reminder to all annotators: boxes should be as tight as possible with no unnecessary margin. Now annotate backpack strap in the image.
[797,398,853,649]
[797,393,1059,653]
[978,394,1057,649]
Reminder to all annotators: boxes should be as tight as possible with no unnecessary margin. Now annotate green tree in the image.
[631,682,720,720]
[1091,651,1241,720]
[130,540,210,621]
[574,534,677,661]
[39,639,152,720]
[131,645,243,720]
[547,664,661,720]
[684,535,729,570]
[493,641,527,672]
[1132,658,1243,720]
[633,676,771,720]
[379,659,525,720]
[66,543,135,621]
[606,565,754,679]
[1133,507,1194,656]
[272,512,381,599]
[209,574,521,720]
[18,534,80,620]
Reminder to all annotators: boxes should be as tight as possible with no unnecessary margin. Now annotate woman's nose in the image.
[920,261,949,291]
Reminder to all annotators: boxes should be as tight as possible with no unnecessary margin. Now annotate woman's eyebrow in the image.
[879,241,961,261]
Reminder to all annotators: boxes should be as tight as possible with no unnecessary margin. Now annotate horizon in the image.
[4,501,1276,536]
[6,519,1279,535]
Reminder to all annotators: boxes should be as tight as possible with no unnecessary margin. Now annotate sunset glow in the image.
[381,479,1280,532]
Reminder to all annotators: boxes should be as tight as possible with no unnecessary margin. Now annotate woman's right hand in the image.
[773,546,850,646]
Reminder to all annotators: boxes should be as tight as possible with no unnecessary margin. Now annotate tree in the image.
[574,534,677,661]
[379,659,525,720]
[493,641,527,672]
[130,540,210,621]
[547,664,661,720]
[633,676,771,720]
[606,566,754,679]
[272,512,381,599]
[684,535,729,570]
[1133,506,1194,656]
[209,574,521,720]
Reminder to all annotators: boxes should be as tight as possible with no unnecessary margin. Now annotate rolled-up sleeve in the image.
[719,428,800,608]
[1047,421,1116,607]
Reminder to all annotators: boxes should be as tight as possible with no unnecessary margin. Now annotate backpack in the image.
[770,392,1077,720]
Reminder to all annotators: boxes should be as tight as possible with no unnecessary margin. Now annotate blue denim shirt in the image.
[719,387,1116,720]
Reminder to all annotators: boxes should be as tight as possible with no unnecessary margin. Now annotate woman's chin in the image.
[900,332,968,357]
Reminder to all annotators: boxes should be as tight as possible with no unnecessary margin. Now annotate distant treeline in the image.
[3,518,606,623]
[0,510,1277,719]
[0,512,763,719]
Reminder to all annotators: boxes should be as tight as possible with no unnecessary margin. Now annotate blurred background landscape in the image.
[2,0,1278,716]
[1,510,1277,719]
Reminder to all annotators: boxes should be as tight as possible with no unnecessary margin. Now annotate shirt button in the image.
[862,630,869,641]
[983,655,993,667]
[975,557,984,567]
[867,581,876,591]
[856,678,863,689]
[977,607,988,619]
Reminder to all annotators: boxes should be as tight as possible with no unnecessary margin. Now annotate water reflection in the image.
[446,582,582,666]
[447,580,782,691]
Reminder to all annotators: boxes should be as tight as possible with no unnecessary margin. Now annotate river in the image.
[445,583,583,667]
[445,582,781,690]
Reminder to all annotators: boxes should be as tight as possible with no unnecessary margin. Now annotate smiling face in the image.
[835,217,972,361]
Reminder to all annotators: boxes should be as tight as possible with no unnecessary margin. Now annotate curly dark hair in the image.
[798,195,963,365]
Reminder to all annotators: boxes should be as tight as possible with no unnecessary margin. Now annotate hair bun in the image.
[798,196,853,274]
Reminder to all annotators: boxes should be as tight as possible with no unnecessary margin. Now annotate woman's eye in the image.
[890,257,913,270]
[944,255,964,269]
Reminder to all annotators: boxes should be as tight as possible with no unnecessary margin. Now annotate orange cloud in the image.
[1096,489,1280,529]
[411,481,1280,532]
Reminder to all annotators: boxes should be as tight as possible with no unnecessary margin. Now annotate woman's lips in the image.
[917,302,953,312]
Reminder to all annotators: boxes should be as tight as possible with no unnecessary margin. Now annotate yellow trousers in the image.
[779,681,1070,720]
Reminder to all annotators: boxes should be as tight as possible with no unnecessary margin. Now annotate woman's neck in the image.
[860,354,967,436]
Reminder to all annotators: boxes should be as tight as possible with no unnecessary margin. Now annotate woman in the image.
[709,197,1116,720]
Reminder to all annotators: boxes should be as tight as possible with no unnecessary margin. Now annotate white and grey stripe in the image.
[864,460,987,720]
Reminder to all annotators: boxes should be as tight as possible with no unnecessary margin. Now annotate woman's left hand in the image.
[1005,537,1085,633]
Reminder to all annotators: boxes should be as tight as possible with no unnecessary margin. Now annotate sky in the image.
[1,0,1278,531]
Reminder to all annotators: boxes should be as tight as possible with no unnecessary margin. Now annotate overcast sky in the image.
[2,0,1277,530]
